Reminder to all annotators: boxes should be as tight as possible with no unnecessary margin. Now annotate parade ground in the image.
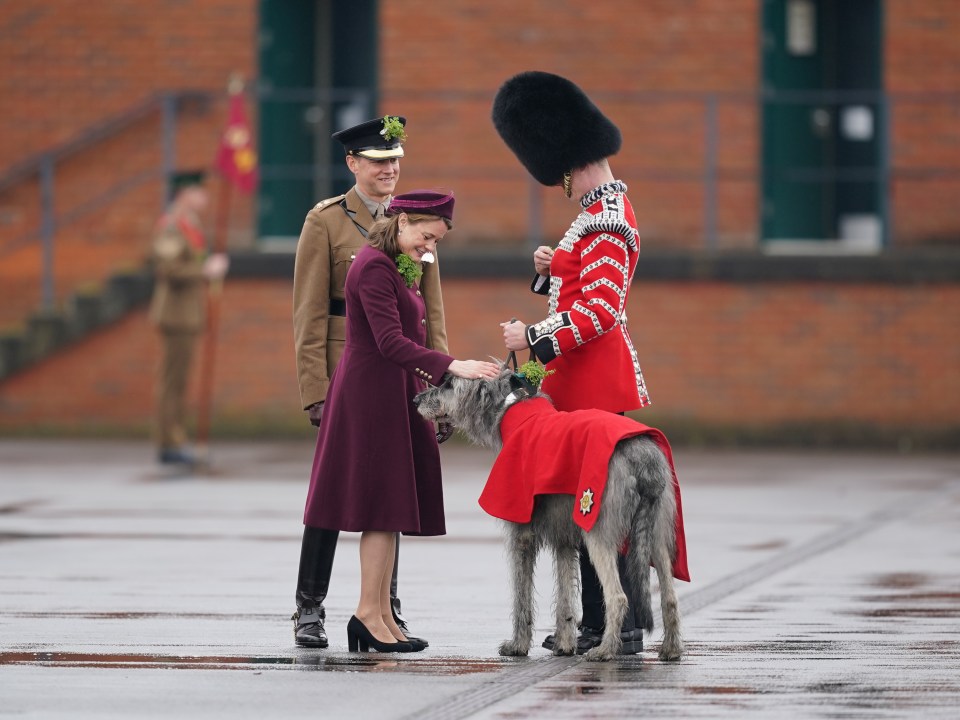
[1,439,959,719]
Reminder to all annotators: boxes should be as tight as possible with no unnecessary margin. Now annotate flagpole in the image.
[194,175,231,467]
[195,73,244,468]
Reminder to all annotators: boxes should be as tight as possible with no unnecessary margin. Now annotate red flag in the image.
[215,82,258,194]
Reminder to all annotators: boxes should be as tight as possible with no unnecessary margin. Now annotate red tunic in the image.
[480,397,690,582]
[526,181,649,413]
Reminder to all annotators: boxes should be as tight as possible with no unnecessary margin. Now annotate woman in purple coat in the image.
[302,190,500,653]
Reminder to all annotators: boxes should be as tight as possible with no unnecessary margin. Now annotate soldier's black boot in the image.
[292,526,339,648]
[542,545,642,654]
[389,534,429,647]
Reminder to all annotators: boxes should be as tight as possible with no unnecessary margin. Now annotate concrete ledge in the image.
[226,248,960,283]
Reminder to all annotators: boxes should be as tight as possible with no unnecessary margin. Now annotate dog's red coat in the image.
[480,398,690,581]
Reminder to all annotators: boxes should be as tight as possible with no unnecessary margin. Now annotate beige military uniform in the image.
[149,216,207,450]
[293,186,448,410]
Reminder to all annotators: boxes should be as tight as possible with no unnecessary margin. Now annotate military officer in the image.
[149,170,229,466]
[291,115,448,649]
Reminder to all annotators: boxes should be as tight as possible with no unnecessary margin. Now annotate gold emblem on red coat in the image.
[579,488,595,515]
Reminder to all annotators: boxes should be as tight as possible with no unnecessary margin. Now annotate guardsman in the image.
[494,71,689,655]
[149,170,229,466]
[291,116,448,648]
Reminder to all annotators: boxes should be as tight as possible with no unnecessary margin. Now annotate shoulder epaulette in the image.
[312,194,348,213]
[576,205,637,250]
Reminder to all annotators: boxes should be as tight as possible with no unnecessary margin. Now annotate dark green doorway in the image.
[257,0,378,242]
[761,0,885,249]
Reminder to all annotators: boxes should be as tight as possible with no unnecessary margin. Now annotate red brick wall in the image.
[383,0,960,249]
[0,1,256,167]
[1,278,956,445]
[1,1,957,262]
[0,2,257,328]
[886,0,960,245]
[381,0,761,251]
[0,1,958,444]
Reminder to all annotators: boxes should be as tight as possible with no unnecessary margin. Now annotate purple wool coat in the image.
[303,245,454,535]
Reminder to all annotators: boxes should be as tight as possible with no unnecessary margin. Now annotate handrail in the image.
[0,89,214,194]
[0,89,216,311]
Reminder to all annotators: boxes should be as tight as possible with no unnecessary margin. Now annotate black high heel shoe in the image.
[347,616,415,653]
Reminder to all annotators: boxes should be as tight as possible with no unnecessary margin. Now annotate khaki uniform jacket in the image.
[293,187,448,410]
[149,217,206,332]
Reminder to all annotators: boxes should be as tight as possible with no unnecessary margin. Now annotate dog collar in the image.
[504,386,534,409]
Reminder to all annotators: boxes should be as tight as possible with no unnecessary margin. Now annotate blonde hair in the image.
[367,213,453,259]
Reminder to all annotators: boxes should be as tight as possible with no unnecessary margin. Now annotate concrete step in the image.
[0,267,152,380]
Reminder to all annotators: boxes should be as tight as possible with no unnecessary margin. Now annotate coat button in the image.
[421,319,426,326]
[416,290,421,296]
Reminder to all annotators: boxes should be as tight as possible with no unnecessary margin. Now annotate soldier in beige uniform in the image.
[149,170,229,466]
[291,116,448,648]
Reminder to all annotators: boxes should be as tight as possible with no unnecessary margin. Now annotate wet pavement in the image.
[1,439,959,718]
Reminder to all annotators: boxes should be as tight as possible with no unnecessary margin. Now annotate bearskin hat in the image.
[491,71,622,187]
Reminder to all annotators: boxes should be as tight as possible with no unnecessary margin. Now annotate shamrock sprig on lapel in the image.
[396,254,423,288]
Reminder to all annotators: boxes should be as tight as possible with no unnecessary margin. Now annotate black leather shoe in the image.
[292,605,328,648]
[395,615,429,648]
[541,626,643,655]
[158,448,196,466]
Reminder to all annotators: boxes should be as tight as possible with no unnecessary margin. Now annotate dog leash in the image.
[506,318,535,372]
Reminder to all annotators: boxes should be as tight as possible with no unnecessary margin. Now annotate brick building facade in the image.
[0,1,957,445]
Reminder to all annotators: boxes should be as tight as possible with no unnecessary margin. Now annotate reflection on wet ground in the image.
[853,572,960,619]
[4,445,959,718]
[5,611,279,620]
[0,650,506,675]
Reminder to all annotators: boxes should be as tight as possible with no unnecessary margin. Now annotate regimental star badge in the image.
[579,488,595,515]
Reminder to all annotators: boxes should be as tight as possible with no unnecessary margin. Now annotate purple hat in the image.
[385,190,455,222]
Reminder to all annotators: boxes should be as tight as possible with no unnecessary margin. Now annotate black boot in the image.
[542,544,642,655]
[389,534,429,647]
[292,525,339,648]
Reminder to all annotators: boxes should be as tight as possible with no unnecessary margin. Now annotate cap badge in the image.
[579,488,595,515]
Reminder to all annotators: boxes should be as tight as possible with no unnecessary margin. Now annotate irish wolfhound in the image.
[414,369,684,661]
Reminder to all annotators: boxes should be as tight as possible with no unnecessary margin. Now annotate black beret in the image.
[168,169,206,195]
[492,71,621,186]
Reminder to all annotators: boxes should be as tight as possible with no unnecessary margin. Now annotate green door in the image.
[761,0,884,247]
[257,0,378,242]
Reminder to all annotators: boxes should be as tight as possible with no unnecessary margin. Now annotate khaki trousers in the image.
[156,330,198,450]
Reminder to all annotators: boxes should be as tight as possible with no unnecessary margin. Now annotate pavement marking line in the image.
[398,656,580,720]
[679,479,958,616]
[399,480,958,720]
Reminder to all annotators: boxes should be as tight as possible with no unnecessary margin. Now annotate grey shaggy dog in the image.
[414,369,683,661]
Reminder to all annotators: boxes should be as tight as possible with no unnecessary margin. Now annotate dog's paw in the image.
[552,643,575,656]
[658,642,683,661]
[498,640,530,657]
[583,646,615,662]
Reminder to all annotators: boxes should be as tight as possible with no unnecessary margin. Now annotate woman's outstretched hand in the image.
[447,359,501,380]
[500,319,529,351]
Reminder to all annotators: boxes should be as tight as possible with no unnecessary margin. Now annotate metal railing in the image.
[0,90,214,311]
[3,87,959,323]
